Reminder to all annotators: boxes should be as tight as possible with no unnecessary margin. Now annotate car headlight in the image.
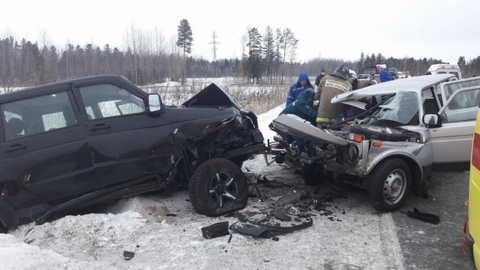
[346,144,359,161]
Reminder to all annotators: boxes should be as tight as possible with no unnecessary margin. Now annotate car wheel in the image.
[188,158,248,216]
[303,164,330,185]
[350,124,408,141]
[367,158,411,212]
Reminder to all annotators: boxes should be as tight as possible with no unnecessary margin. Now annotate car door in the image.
[73,80,173,188]
[440,77,480,105]
[0,88,93,224]
[430,86,480,164]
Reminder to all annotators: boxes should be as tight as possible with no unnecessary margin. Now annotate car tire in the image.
[350,124,408,142]
[303,164,330,185]
[367,158,411,212]
[188,158,248,217]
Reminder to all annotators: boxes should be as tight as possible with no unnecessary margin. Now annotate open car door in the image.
[430,86,480,164]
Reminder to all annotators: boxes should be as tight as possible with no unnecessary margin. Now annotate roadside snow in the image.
[0,105,406,270]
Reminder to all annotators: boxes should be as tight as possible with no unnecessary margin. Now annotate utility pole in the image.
[210,31,219,61]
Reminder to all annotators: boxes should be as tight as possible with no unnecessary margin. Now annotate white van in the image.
[427,63,462,79]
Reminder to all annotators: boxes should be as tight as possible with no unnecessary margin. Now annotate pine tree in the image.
[357,52,365,72]
[246,27,262,83]
[263,26,275,83]
[177,19,193,84]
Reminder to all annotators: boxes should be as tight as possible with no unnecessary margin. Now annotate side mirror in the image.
[423,113,442,128]
[148,94,162,112]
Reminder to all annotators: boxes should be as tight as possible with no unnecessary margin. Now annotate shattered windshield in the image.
[365,91,420,125]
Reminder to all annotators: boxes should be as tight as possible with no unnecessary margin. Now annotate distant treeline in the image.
[1,35,479,90]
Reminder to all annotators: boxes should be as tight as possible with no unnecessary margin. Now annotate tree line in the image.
[2,21,480,90]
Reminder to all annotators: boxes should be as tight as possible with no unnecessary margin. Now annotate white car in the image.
[270,74,480,212]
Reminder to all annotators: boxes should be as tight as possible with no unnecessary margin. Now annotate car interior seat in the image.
[6,118,25,140]
[27,122,44,136]
[62,107,78,127]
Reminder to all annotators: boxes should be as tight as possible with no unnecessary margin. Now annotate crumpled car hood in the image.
[182,83,242,110]
[271,115,349,146]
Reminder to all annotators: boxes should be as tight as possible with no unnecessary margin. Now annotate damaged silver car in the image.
[270,74,480,212]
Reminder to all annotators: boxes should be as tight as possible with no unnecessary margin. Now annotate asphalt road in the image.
[392,170,475,270]
[246,155,476,269]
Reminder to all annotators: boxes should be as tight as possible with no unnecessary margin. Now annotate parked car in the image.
[270,74,480,212]
[0,75,265,231]
[427,63,462,79]
[358,74,370,80]
[462,107,480,269]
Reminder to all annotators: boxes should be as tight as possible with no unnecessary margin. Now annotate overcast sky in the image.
[2,0,479,64]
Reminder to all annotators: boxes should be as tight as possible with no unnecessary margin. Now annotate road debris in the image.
[406,208,440,224]
[123,245,139,261]
[201,221,230,239]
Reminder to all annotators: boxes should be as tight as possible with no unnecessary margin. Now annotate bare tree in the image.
[281,28,298,65]
[38,29,51,49]
[153,27,166,56]
[274,28,284,83]
[124,24,139,83]
[239,31,248,58]
[169,34,181,81]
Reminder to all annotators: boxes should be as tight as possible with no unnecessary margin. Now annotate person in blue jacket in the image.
[279,88,317,152]
[286,72,314,106]
[379,69,393,82]
[280,88,317,124]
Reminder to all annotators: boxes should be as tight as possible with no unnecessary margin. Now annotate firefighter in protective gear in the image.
[315,65,353,127]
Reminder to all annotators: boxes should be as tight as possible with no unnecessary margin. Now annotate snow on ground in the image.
[0,105,406,270]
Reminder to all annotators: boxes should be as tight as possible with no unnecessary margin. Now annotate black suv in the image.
[0,75,265,231]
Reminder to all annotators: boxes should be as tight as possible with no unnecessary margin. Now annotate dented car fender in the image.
[361,141,426,180]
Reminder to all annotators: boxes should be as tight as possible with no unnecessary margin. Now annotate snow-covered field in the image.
[0,105,406,270]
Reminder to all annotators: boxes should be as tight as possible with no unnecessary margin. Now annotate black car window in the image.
[2,91,77,141]
[79,84,145,120]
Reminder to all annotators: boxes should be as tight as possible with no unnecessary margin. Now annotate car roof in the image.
[0,74,131,103]
[428,63,460,70]
[332,74,455,103]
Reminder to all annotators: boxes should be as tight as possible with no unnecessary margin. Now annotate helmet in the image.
[332,65,350,80]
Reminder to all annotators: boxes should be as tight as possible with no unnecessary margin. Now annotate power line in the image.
[209,31,220,61]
